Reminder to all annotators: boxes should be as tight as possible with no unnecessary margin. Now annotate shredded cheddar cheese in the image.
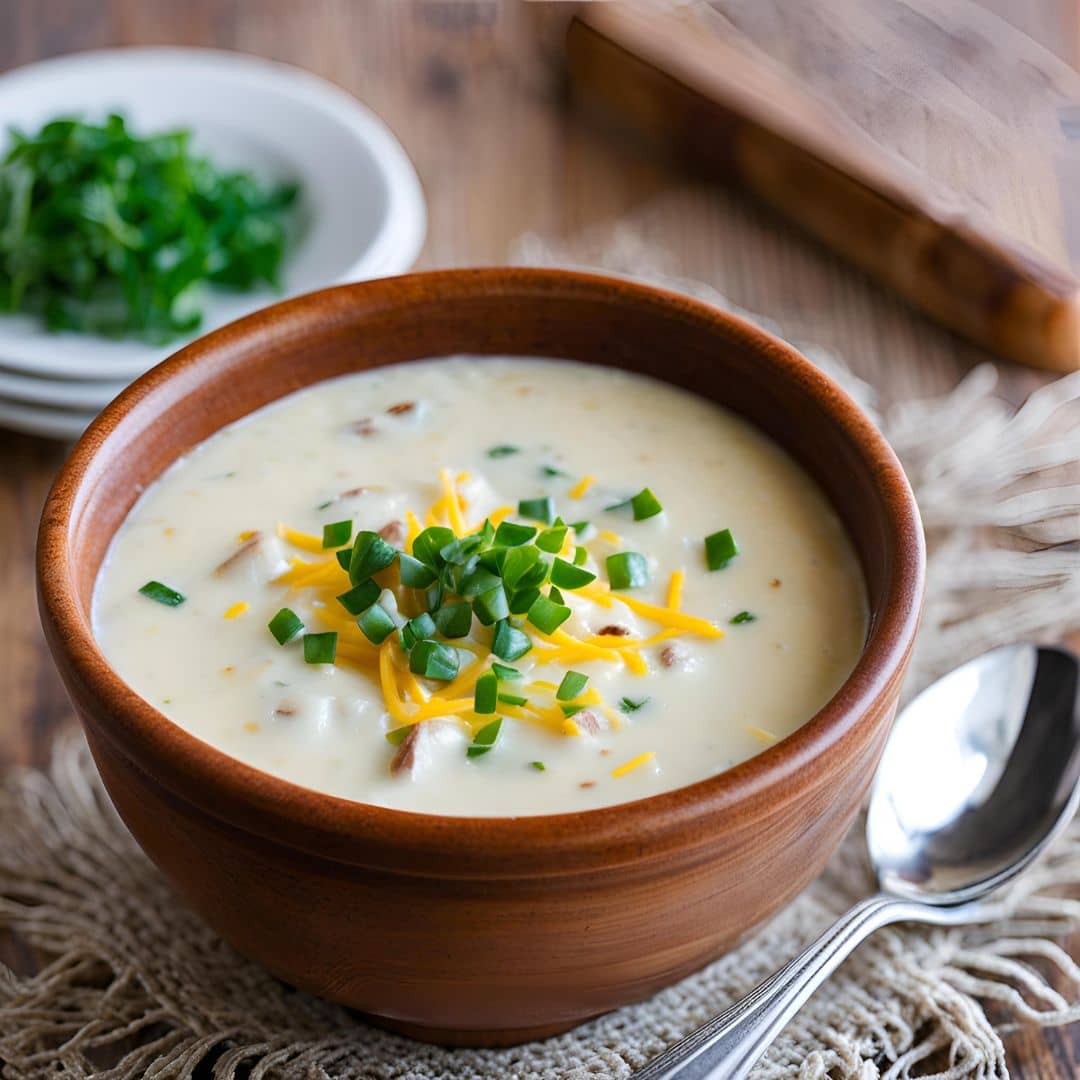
[223,601,249,620]
[611,751,655,778]
[747,725,778,745]
[569,474,595,499]
[666,570,685,611]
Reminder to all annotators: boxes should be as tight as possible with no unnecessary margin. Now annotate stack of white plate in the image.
[0,47,427,440]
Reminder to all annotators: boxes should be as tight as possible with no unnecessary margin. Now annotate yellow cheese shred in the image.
[580,583,723,639]
[666,570,685,611]
[612,751,656,778]
[439,468,467,535]
[276,523,324,554]
[405,510,422,550]
[223,602,249,620]
[747,725,778,745]
[569,475,595,499]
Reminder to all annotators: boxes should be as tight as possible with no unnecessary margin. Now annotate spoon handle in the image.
[631,894,927,1080]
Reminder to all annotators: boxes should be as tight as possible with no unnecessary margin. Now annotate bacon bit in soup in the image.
[214,533,262,576]
[579,780,596,789]
[573,709,603,736]
[660,644,685,669]
[390,723,424,775]
[274,705,297,718]
[379,519,406,545]
[349,418,376,436]
[340,485,381,498]
[387,401,416,415]
[598,624,631,637]
[770,578,782,588]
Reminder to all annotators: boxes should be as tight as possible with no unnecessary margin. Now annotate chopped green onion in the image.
[569,520,590,533]
[527,593,571,634]
[536,525,568,553]
[399,553,436,588]
[349,531,397,584]
[487,445,520,458]
[439,533,485,566]
[473,583,510,626]
[492,663,521,680]
[409,640,460,681]
[303,631,337,664]
[316,499,335,511]
[548,585,565,605]
[606,551,650,590]
[493,520,537,547]
[573,545,589,566]
[336,549,352,572]
[631,487,663,520]
[508,586,541,615]
[385,727,411,745]
[433,601,473,638]
[518,496,555,525]
[268,607,304,644]
[604,495,631,512]
[138,580,186,607]
[619,696,649,713]
[357,603,396,644]
[730,610,758,624]
[413,526,455,568]
[501,545,542,588]
[551,557,596,590]
[541,465,567,478]
[498,692,528,707]
[560,703,585,717]
[322,519,352,549]
[336,580,380,616]
[400,613,437,651]
[556,671,589,701]
[705,528,739,571]
[474,671,498,714]
[460,566,502,597]
[467,717,503,758]
[530,760,546,771]
[492,619,532,661]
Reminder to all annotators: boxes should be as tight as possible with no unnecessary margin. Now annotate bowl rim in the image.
[37,268,925,875]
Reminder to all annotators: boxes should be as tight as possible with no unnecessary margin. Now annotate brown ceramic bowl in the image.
[38,268,923,1047]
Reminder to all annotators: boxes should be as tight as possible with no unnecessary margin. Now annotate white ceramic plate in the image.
[0,47,426,382]
[0,398,94,441]
[0,367,124,409]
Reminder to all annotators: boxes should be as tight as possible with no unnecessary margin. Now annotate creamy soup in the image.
[93,357,867,816]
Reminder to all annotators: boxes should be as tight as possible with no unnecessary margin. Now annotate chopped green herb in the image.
[556,670,589,701]
[400,613,437,651]
[336,580,380,616]
[631,487,663,520]
[548,584,565,605]
[550,557,596,590]
[530,760,546,772]
[409,640,460,681]
[501,545,544,589]
[518,496,556,525]
[268,607,304,644]
[573,545,589,567]
[498,692,528,707]
[730,610,758,624]
[493,520,537,547]
[357,603,396,644]
[606,551,650,590]
[487,445,520,458]
[138,580,186,607]
[473,583,510,626]
[536,523,568,553]
[413,526,455,569]
[541,465,567,478]
[491,663,521,680]
[474,671,498,714]
[321,519,352,549]
[316,499,335,511]
[492,619,532,661]
[349,531,397,584]
[336,549,352,572]
[303,631,337,664]
[399,553,436,589]
[527,593,571,634]
[433,601,473,638]
[619,696,650,713]
[467,718,503,758]
[560,703,586,718]
[705,528,739,571]
[460,566,502,597]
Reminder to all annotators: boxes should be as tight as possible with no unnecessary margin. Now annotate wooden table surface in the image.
[1,1,1077,1076]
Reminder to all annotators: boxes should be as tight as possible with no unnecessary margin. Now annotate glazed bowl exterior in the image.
[37,269,924,1046]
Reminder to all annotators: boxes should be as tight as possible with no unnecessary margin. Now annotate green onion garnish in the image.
[530,760,546,771]
[730,610,757,624]
[399,553,436,589]
[268,607,304,644]
[493,520,537,547]
[527,593,571,634]
[413,526,455,569]
[138,580,186,607]
[550,557,596,590]
[400,613,437,651]
[556,671,589,701]
[349,531,397,584]
[619,696,649,713]
[303,631,337,664]
[492,619,532,661]
[336,549,352,572]
[385,727,411,745]
[492,663,521,680]
[573,545,589,567]
[357,603,396,644]
[501,545,544,589]
[467,718,502,758]
[473,583,510,626]
[560,703,585,717]
[498,692,528,707]
[705,528,739,571]
[460,566,502,597]
[433,601,473,638]
[536,523,568,553]
[548,585,565,605]
[606,551,650,590]
[322,519,352,549]
[487,445,520,458]
[474,671,498,715]
[508,586,541,615]
[336,580,380,616]
[541,465,567,478]
[518,496,555,525]
[631,487,663,520]
[409,640,460,681]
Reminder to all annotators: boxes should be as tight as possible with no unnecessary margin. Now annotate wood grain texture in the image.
[0,0,1076,1072]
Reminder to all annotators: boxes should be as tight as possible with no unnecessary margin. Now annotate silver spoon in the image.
[633,643,1080,1080]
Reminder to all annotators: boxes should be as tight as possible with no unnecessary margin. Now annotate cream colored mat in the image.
[2,246,1079,1078]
